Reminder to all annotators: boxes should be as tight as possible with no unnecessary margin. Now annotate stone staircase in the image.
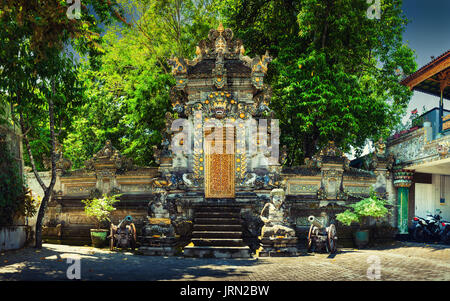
[183,203,251,258]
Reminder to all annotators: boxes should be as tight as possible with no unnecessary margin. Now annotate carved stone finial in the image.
[217,22,224,33]
[240,45,245,55]
[84,141,132,171]
[319,141,345,158]
[374,137,386,157]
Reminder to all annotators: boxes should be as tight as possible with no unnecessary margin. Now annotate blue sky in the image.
[347,0,450,158]
[402,0,450,117]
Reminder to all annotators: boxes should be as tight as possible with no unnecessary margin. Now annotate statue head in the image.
[148,191,169,218]
[270,188,285,209]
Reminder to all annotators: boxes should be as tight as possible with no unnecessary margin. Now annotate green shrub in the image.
[81,194,120,229]
[0,136,27,225]
[336,192,389,227]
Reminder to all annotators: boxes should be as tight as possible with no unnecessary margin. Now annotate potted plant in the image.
[82,194,120,248]
[336,192,389,248]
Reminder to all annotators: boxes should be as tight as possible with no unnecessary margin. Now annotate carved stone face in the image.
[205,92,235,119]
[213,105,226,119]
[270,189,285,209]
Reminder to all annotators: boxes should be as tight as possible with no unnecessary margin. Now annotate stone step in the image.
[192,231,242,239]
[194,206,241,213]
[193,224,243,232]
[194,212,240,218]
[194,217,241,225]
[183,246,251,258]
[191,238,244,247]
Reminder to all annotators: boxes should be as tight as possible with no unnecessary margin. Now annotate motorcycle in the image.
[411,209,444,242]
[440,220,450,245]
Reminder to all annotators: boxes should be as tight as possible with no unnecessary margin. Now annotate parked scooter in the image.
[440,220,450,245]
[411,209,444,242]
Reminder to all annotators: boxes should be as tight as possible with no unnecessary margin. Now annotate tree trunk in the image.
[34,190,50,249]
[19,82,58,249]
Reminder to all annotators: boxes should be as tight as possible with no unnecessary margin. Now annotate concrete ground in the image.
[0,241,449,281]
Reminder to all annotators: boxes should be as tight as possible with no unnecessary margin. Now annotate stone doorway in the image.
[204,126,235,198]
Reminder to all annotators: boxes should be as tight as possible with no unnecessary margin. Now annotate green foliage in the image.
[63,0,218,168]
[335,210,360,227]
[0,0,132,172]
[336,192,389,227]
[81,194,120,229]
[220,0,417,164]
[20,189,40,219]
[0,138,25,225]
[412,116,424,128]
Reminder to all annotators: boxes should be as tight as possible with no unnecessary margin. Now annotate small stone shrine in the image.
[139,191,178,256]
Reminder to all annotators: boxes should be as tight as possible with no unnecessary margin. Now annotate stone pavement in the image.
[0,242,449,281]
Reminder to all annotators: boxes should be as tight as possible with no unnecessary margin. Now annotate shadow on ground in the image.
[0,244,271,281]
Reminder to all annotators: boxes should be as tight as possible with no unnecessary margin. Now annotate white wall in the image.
[0,226,28,251]
[415,183,433,218]
[415,175,450,221]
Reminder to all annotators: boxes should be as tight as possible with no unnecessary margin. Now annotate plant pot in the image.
[354,230,370,249]
[90,229,109,248]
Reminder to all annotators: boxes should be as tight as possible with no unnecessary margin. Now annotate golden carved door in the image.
[204,127,235,198]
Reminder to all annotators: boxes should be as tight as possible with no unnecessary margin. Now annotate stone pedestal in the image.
[139,237,178,256]
[258,236,298,257]
[139,217,178,256]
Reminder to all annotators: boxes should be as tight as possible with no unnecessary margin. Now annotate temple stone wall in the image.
[31,139,396,247]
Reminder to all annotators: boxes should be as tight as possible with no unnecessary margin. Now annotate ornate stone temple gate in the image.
[38,25,398,257]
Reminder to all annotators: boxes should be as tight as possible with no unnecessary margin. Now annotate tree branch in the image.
[19,112,47,192]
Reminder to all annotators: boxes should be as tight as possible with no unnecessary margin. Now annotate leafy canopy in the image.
[63,0,218,168]
[220,0,416,164]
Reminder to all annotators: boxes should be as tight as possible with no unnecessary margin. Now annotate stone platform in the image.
[139,236,178,256]
[258,237,298,257]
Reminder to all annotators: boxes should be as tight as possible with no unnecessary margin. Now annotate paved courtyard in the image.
[0,241,449,281]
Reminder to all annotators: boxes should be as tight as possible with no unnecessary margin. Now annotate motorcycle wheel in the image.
[413,227,425,242]
[441,231,450,245]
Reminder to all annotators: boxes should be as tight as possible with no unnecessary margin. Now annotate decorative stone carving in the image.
[258,189,298,257]
[437,142,449,158]
[169,86,187,117]
[42,140,72,173]
[182,173,197,188]
[84,140,132,171]
[240,172,257,188]
[54,141,72,173]
[148,191,170,219]
[393,168,414,188]
[251,51,272,90]
[260,189,295,238]
[374,137,386,157]
[140,191,177,256]
[202,91,237,119]
[213,52,227,89]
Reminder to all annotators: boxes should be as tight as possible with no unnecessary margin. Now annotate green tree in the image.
[0,0,128,248]
[63,0,218,167]
[220,0,416,164]
[0,134,25,225]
